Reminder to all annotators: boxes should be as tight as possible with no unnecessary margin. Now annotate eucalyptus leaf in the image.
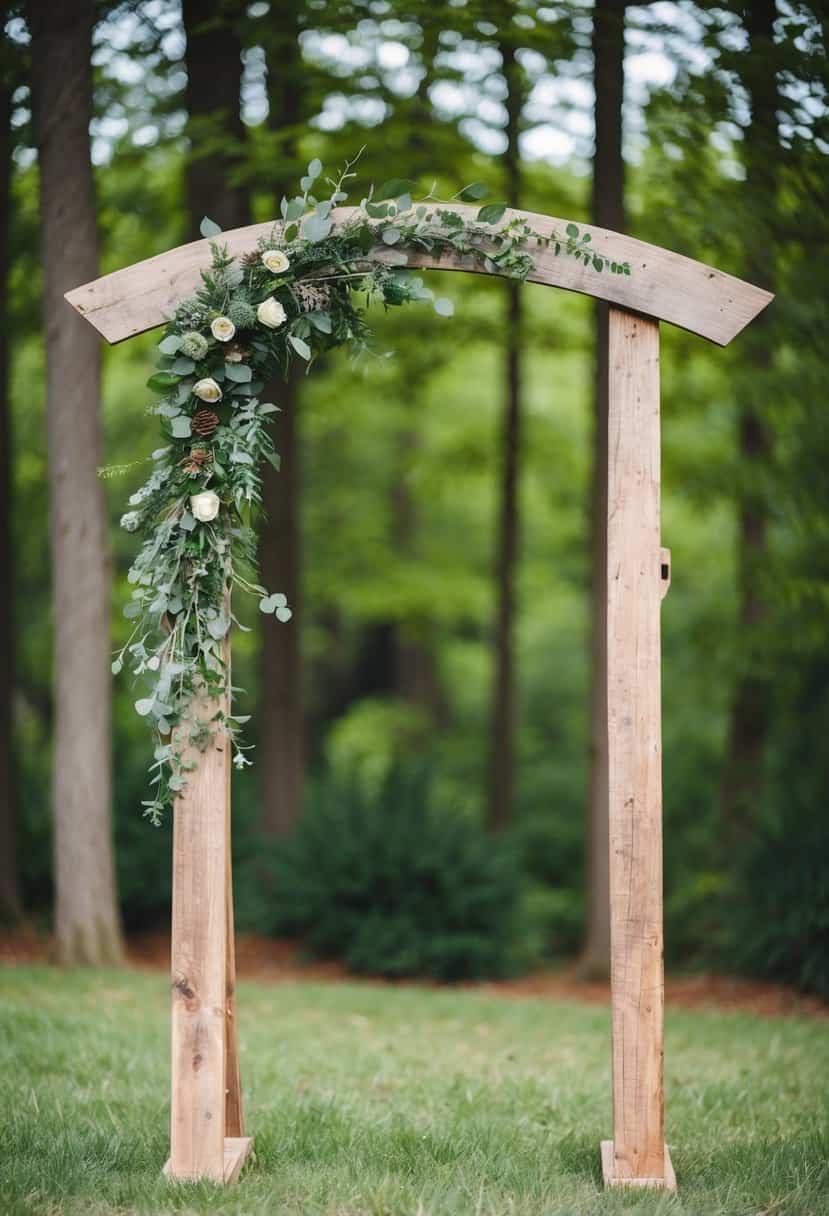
[207,615,230,640]
[170,415,192,438]
[158,334,181,355]
[458,182,490,202]
[147,371,180,392]
[200,216,222,238]
[224,362,252,383]
[477,203,507,225]
[303,213,333,243]
[308,311,333,334]
[289,335,312,361]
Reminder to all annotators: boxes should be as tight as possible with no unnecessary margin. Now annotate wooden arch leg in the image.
[600,308,675,1192]
[165,655,252,1184]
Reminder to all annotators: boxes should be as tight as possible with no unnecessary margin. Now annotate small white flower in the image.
[262,249,290,274]
[120,510,141,532]
[257,297,287,328]
[211,316,236,342]
[193,377,222,403]
[224,345,245,363]
[190,490,221,523]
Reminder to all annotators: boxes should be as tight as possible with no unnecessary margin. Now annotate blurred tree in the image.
[29,0,124,964]
[488,25,527,832]
[581,0,627,978]
[0,32,21,923]
[258,0,306,836]
[182,0,251,235]
[719,0,778,838]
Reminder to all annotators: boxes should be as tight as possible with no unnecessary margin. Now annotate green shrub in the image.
[722,807,829,998]
[263,768,525,981]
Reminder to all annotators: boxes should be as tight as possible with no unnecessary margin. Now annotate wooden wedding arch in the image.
[66,205,771,1191]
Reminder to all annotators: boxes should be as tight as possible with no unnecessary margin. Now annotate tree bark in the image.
[30,0,124,965]
[581,0,626,978]
[720,0,778,835]
[0,65,20,923]
[487,37,524,831]
[182,0,251,236]
[259,3,304,836]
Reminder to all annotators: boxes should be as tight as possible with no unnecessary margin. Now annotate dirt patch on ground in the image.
[1,930,825,1020]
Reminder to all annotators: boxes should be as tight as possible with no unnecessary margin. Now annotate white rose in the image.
[193,377,222,403]
[190,491,221,523]
[210,316,236,342]
[262,249,290,274]
[257,297,287,328]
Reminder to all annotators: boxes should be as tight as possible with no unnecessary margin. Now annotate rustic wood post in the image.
[600,308,675,1191]
[164,637,252,1183]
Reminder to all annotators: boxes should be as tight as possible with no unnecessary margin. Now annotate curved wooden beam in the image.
[65,204,771,346]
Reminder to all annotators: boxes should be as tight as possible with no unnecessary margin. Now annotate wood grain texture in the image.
[606,309,666,1182]
[224,706,244,1139]
[65,205,771,347]
[164,1136,254,1185]
[601,1141,676,1192]
[169,675,230,1181]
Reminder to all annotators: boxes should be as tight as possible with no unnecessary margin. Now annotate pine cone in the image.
[192,409,219,437]
[292,279,332,314]
[180,447,214,476]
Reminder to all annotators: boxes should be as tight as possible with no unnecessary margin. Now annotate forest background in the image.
[2,0,827,994]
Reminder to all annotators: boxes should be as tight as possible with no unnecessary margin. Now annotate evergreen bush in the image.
[263,768,526,981]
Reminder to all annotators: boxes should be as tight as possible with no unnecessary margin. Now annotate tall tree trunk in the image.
[259,2,305,836]
[0,65,20,923]
[30,0,124,965]
[388,21,444,717]
[487,37,524,831]
[721,0,778,834]
[182,0,251,236]
[581,0,626,978]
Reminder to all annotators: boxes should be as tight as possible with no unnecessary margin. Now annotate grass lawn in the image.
[0,965,827,1215]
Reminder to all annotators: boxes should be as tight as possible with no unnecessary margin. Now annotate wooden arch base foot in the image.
[600,1142,676,1193]
[164,1137,254,1185]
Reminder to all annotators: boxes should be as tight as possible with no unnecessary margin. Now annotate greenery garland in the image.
[116,155,628,823]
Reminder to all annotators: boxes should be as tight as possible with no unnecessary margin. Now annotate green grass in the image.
[0,966,827,1215]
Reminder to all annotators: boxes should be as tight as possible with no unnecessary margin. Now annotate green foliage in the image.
[118,156,551,822]
[263,768,525,980]
[724,810,829,998]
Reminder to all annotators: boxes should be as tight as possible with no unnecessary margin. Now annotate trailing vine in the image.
[115,154,627,822]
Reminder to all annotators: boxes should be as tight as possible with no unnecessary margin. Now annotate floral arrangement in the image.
[115,155,627,823]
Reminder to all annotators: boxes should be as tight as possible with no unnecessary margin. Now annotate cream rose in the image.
[210,316,236,342]
[190,491,221,523]
[262,249,290,274]
[257,297,287,328]
[193,377,222,403]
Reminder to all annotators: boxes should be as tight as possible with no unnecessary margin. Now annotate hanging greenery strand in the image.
[113,154,626,823]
